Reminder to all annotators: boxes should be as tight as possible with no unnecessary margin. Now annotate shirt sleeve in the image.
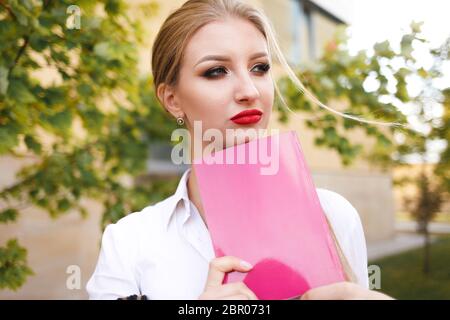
[317,188,369,289]
[86,223,140,299]
[346,205,369,289]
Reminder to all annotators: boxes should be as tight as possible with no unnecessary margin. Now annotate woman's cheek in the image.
[262,80,275,103]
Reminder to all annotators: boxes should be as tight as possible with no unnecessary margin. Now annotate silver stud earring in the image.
[176,116,185,126]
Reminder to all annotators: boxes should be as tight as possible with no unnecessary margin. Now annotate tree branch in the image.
[0,1,16,20]
[0,202,31,213]
[8,36,29,77]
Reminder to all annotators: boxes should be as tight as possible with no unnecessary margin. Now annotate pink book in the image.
[192,130,346,300]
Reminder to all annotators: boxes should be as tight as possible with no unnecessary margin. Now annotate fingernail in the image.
[240,260,253,269]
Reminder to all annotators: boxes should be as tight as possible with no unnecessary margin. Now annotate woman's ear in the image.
[156,83,184,118]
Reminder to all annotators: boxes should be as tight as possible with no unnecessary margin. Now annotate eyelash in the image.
[203,63,271,78]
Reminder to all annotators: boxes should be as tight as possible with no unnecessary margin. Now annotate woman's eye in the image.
[253,63,271,73]
[202,63,271,79]
[203,67,227,78]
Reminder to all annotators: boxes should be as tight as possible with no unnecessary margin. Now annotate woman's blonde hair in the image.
[151,0,367,283]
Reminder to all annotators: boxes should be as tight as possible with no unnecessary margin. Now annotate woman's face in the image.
[174,17,274,149]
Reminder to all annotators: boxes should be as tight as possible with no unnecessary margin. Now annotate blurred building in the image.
[0,0,396,299]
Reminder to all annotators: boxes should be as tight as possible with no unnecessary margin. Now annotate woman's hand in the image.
[300,282,394,300]
[198,256,258,300]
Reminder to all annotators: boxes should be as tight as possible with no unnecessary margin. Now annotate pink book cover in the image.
[192,130,346,300]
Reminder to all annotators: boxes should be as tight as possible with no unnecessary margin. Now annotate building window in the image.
[303,3,316,60]
[290,0,302,65]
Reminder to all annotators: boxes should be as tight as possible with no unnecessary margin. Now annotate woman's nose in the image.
[234,73,260,103]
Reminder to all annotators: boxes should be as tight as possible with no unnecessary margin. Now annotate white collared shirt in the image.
[86,168,369,299]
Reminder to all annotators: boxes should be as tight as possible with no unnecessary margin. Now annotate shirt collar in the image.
[162,167,193,230]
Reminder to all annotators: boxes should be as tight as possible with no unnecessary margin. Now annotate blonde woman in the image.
[87,0,394,300]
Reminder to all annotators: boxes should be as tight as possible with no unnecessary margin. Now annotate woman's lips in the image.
[230,109,263,125]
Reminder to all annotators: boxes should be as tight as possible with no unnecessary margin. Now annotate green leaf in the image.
[0,66,9,95]
[0,124,20,154]
[24,135,42,154]
[374,40,394,58]
[105,0,123,15]
[0,208,19,223]
[410,21,424,34]
[93,42,114,60]
[417,68,429,78]
[47,110,72,131]
[401,34,415,60]
[377,134,392,147]
[0,238,34,290]
[29,34,49,51]
[324,127,339,145]
[396,79,409,102]
[57,198,71,213]
[8,80,36,104]
[77,83,93,97]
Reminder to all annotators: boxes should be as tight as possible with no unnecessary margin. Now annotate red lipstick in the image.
[230,109,263,125]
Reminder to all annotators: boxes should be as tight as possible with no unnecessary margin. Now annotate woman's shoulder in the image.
[315,187,361,230]
[103,194,177,239]
[87,196,179,299]
[316,188,369,287]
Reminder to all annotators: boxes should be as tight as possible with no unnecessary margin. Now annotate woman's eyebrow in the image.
[194,51,268,67]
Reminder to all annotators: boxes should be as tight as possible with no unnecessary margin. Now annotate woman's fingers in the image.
[204,256,253,289]
[198,256,258,300]
[201,282,258,300]
[206,282,258,300]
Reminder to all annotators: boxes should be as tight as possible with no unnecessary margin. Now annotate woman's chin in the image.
[224,131,258,148]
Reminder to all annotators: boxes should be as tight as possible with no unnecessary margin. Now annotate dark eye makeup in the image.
[202,63,271,78]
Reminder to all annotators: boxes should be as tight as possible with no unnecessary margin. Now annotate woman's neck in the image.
[187,166,208,228]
